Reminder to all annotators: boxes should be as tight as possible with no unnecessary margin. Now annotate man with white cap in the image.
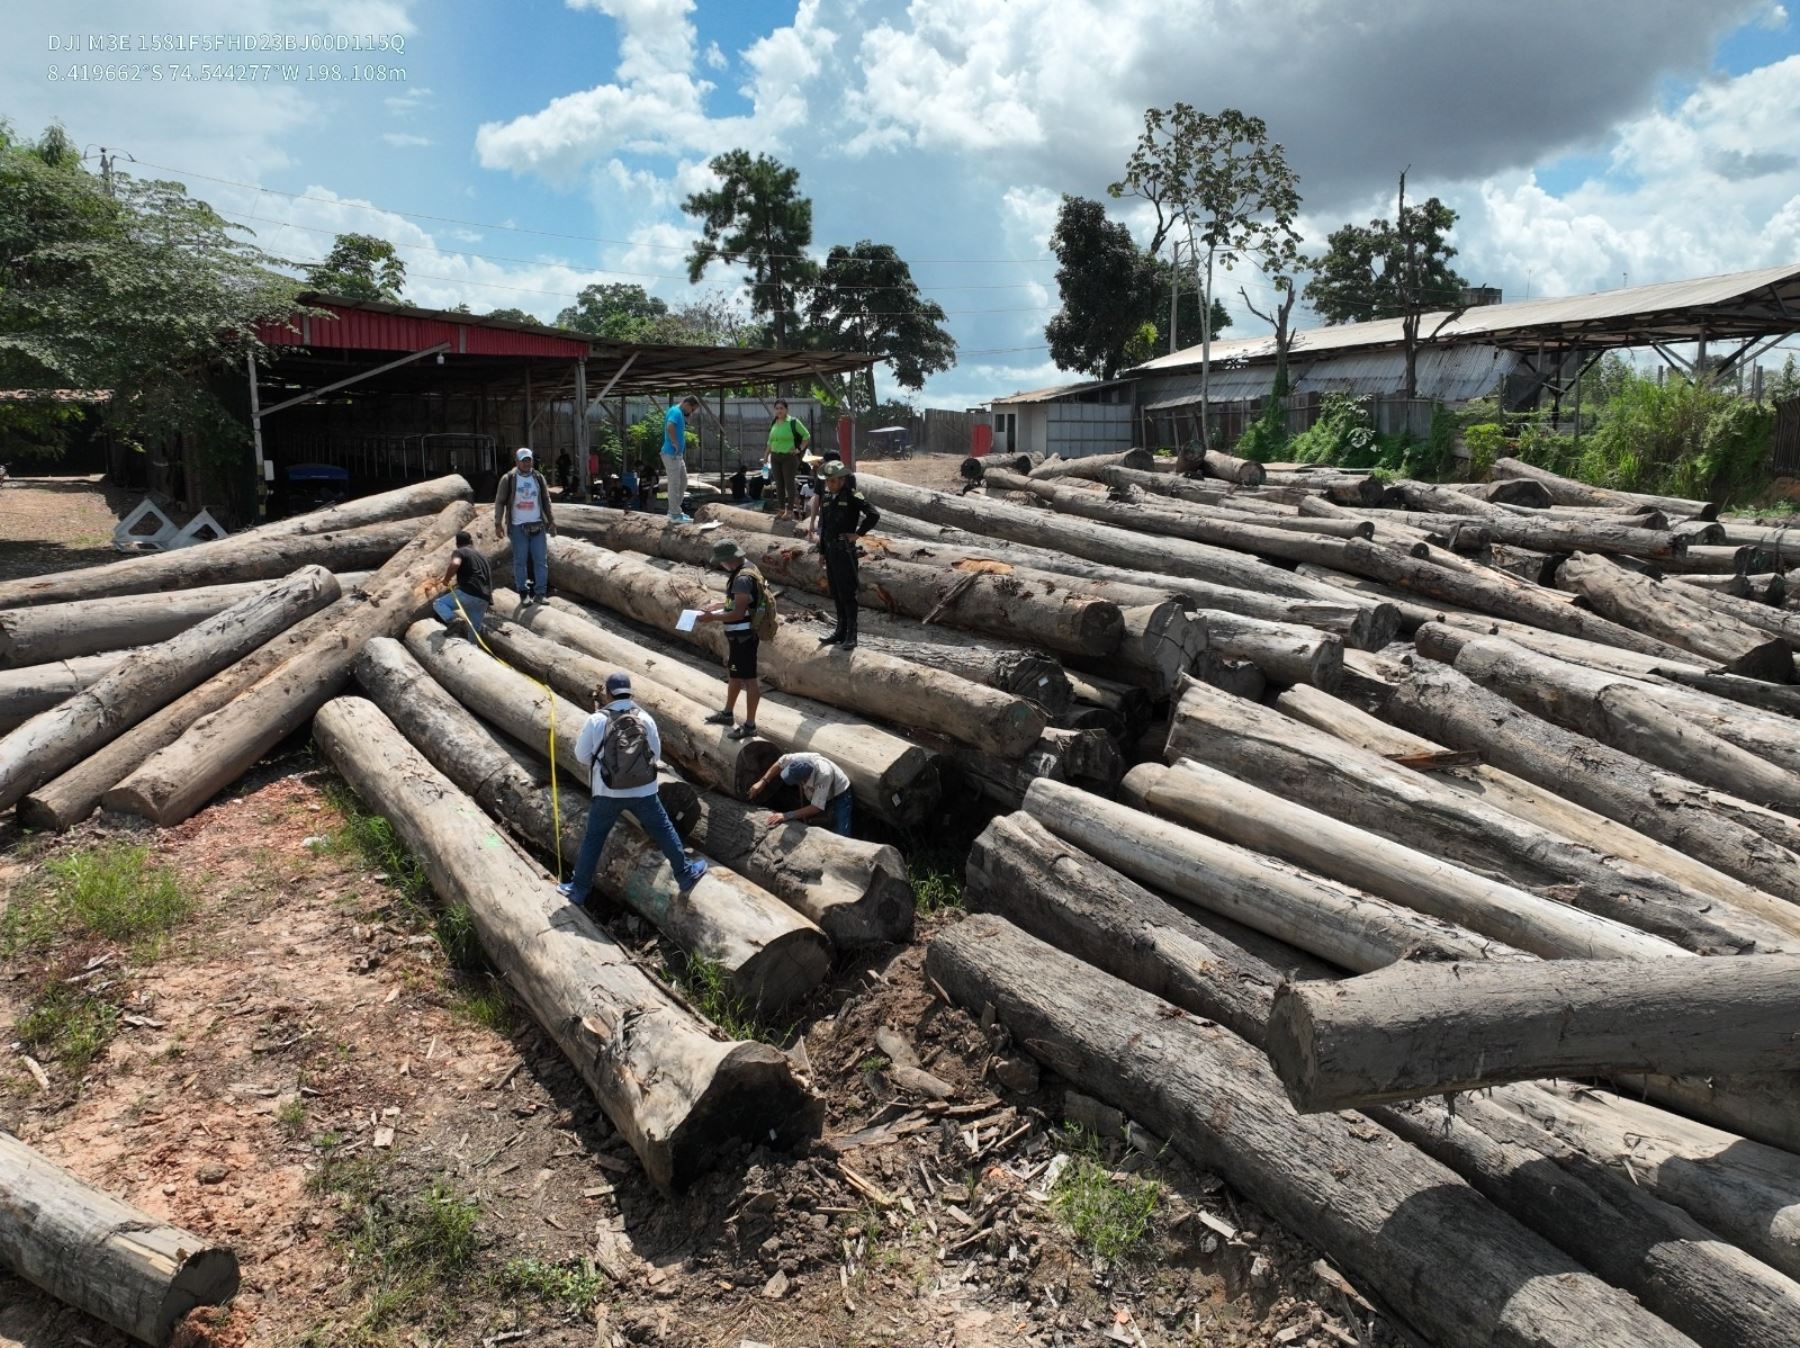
[559,672,707,907]
[493,447,558,603]
[748,750,854,835]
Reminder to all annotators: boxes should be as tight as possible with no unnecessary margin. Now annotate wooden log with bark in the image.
[1384,658,1800,908]
[682,790,913,950]
[250,473,471,537]
[1021,777,1520,971]
[1493,455,1718,519]
[0,1130,239,1346]
[547,538,1045,758]
[312,695,820,1189]
[1198,610,1343,690]
[1197,448,1266,485]
[1024,447,1156,481]
[0,572,367,665]
[1254,465,1388,506]
[1375,510,1688,560]
[0,566,340,814]
[1559,551,1794,681]
[1455,478,1556,507]
[0,653,127,733]
[1267,955,1800,1112]
[1123,759,1683,961]
[1167,675,1796,953]
[924,724,1123,810]
[926,915,1696,1348]
[102,503,477,825]
[500,593,938,826]
[1088,464,1287,509]
[1680,577,1800,648]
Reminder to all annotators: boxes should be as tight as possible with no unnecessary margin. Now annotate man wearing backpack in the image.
[559,672,707,907]
[697,539,773,740]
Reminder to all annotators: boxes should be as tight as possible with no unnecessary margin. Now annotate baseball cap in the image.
[516,447,534,461]
[604,672,632,698]
[780,758,814,785]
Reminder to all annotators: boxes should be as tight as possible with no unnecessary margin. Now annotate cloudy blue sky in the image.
[7,0,1799,406]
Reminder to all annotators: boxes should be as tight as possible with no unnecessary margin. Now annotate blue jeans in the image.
[433,590,488,631]
[823,790,853,836]
[569,793,690,905]
[509,524,548,594]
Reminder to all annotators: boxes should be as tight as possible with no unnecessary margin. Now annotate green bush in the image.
[626,412,695,465]
[1232,397,1288,462]
[1288,393,1378,466]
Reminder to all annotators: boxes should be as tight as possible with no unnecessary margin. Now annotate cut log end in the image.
[662,1040,828,1188]
[161,1247,244,1338]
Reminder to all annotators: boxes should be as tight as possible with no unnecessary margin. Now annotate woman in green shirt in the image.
[765,399,808,519]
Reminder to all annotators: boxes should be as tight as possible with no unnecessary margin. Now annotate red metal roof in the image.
[257,294,590,358]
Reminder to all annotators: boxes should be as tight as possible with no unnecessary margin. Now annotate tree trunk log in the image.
[1456,478,1556,507]
[1381,511,1686,560]
[1681,578,1800,649]
[1168,675,1793,954]
[1199,611,1342,690]
[502,593,938,826]
[1021,777,1519,970]
[1025,447,1156,481]
[1255,466,1388,506]
[0,567,340,813]
[251,474,470,538]
[0,572,366,665]
[1385,659,1800,910]
[682,791,912,950]
[1090,465,1288,509]
[548,538,1045,758]
[103,504,476,825]
[0,653,127,733]
[1124,760,1683,961]
[0,517,430,609]
[1199,449,1266,485]
[0,1130,239,1346]
[1426,627,1800,815]
[1268,955,1800,1113]
[312,696,820,1189]
[925,915,1694,1348]
[1493,456,1717,519]
[924,726,1122,810]
[1560,552,1794,681]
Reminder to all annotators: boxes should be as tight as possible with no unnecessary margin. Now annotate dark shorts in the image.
[726,631,760,680]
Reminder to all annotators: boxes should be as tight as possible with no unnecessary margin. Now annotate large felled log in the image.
[312,696,820,1188]
[1197,448,1266,486]
[1088,464,1285,509]
[0,516,431,609]
[1021,777,1519,970]
[1493,455,1717,519]
[1198,610,1342,690]
[103,503,477,825]
[0,653,125,732]
[683,791,912,950]
[1560,551,1794,681]
[1427,627,1800,815]
[0,1130,239,1346]
[503,593,938,826]
[1681,577,1800,649]
[1268,955,1800,1113]
[1385,659,1800,908]
[0,571,364,665]
[1124,760,1682,961]
[1255,465,1388,506]
[1387,509,1686,559]
[253,473,470,537]
[1456,478,1556,507]
[925,725,1122,810]
[1025,447,1155,481]
[0,566,340,814]
[1168,675,1793,954]
[926,916,1694,1348]
[549,538,1045,758]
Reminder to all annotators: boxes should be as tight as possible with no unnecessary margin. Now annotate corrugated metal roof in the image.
[1141,346,1518,408]
[992,377,1133,405]
[1132,260,1800,373]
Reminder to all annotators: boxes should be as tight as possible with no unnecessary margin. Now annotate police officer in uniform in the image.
[815,461,880,650]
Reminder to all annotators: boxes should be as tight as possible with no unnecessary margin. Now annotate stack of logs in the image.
[7,443,1800,1346]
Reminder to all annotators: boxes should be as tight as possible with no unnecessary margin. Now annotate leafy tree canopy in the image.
[1304,196,1466,325]
[684,150,815,346]
[807,240,955,407]
[305,231,406,301]
[553,282,669,339]
[484,307,537,323]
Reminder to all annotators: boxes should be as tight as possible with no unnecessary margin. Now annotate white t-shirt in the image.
[574,701,662,799]
[510,471,543,527]
[779,752,851,811]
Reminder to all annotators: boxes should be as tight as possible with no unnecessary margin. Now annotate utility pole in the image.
[99,147,114,197]
[1168,239,1184,353]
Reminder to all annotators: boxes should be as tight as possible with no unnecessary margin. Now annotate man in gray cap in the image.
[559,671,707,906]
[696,538,773,739]
[493,447,558,603]
[748,750,853,835]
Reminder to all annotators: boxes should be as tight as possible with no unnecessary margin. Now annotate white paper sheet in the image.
[675,609,702,632]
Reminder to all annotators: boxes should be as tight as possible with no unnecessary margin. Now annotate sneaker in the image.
[675,513,695,525]
[818,632,843,647]
[678,858,708,894]
[556,881,575,899]
[727,722,757,740]
[704,709,735,726]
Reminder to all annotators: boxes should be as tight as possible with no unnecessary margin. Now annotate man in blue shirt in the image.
[663,395,700,524]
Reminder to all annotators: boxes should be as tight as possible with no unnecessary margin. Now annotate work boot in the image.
[839,637,858,651]
[818,632,843,647]
[704,709,734,726]
[727,722,757,740]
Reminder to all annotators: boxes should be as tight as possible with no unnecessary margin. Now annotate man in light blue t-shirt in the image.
[663,394,700,523]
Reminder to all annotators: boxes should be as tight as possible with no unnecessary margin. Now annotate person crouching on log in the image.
[558,672,707,907]
[433,530,494,639]
[697,539,776,741]
[493,447,558,604]
[751,751,854,835]
[815,461,879,650]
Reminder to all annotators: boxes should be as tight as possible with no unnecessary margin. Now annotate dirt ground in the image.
[1,464,1395,1348]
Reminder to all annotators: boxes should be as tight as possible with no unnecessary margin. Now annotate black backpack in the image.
[595,708,657,790]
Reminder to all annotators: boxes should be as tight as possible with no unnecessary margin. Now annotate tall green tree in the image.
[484,306,536,323]
[305,231,406,301]
[1112,105,1301,457]
[683,150,816,347]
[1304,194,1466,325]
[553,282,668,339]
[807,240,955,410]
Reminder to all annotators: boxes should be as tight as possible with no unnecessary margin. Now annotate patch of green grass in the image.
[2,842,193,959]
[323,782,431,907]
[908,852,964,916]
[14,982,118,1074]
[860,1054,890,1073]
[276,1097,308,1135]
[496,1256,608,1315]
[454,979,512,1033]
[673,956,789,1045]
[1050,1126,1162,1264]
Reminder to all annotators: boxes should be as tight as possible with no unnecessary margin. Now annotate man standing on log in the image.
[433,530,493,638]
[750,751,854,834]
[493,448,557,604]
[559,672,707,906]
[664,395,700,524]
[697,540,773,741]
[815,461,879,650]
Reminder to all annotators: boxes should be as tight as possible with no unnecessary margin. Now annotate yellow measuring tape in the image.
[450,588,565,883]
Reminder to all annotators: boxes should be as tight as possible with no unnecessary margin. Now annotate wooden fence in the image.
[1772,396,1800,476]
